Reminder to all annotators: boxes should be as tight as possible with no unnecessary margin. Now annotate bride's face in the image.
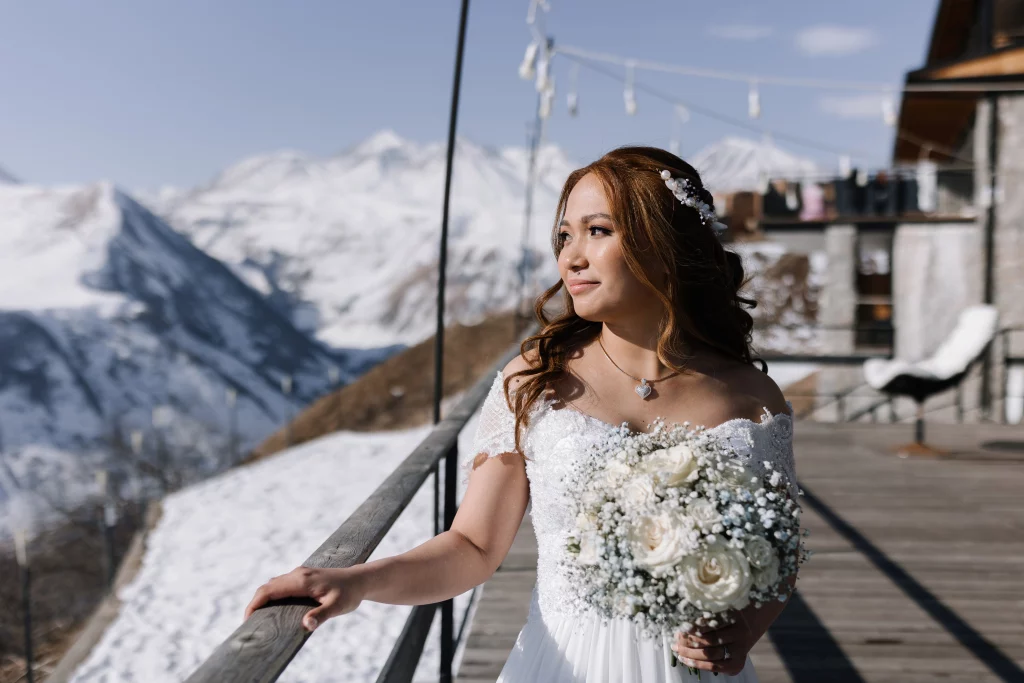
[557,173,663,322]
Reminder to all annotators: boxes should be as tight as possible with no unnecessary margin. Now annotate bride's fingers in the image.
[244,572,306,620]
[674,655,719,672]
[301,593,338,631]
[672,643,730,663]
[675,629,736,650]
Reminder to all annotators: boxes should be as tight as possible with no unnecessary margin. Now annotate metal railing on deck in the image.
[184,343,524,683]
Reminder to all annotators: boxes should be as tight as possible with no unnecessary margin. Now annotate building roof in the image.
[893,0,1024,162]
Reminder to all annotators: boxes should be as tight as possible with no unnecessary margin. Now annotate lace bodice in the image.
[469,370,797,623]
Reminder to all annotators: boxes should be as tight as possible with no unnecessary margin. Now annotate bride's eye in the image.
[589,226,611,236]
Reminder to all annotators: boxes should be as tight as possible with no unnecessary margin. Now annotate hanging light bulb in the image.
[839,154,852,177]
[882,97,897,127]
[535,49,550,93]
[525,0,550,25]
[539,78,556,120]
[567,62,579,117]
[518,42,539,81]
[748,81,761,119]
[669,105,689,156]
[624,61,637,116]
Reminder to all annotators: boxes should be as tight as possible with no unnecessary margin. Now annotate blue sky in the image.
[0,0,938,189]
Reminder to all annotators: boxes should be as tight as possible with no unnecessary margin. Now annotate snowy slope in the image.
[690,137,819,194]
[0,183,391,534]
[150,131,578,349]
[68,422,484,683]
[149,132,826,349]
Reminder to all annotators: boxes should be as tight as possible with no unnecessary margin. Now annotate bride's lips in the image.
[567,279,599,294]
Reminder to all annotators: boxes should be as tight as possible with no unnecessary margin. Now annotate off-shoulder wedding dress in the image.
[468,371,797,683]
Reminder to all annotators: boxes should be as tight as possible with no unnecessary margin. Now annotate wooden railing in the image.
[184,342,523,683]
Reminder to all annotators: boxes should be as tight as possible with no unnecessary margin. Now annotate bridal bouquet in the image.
[563,419,808,670]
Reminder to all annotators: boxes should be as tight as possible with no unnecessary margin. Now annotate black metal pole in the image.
[980,96,998,419]
[433,0,470,428]
[228,389,238,464]
[99,508,114,588]
[436,2,470,681]
[441,443,458,682]
[1002,330,1010,424]
[19,543,34,683]
[516,89,544,339]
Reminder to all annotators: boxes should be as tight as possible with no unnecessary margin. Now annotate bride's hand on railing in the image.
[244,566,365,632]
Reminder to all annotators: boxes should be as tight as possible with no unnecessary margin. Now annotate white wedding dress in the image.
[469,370,798,683]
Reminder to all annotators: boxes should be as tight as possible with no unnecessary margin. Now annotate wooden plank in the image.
[458,420,1024,682]
[456,515,535,682]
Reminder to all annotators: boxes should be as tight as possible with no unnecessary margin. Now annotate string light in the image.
[882,97,897,127]
[539,76,556,119]
[518,17,980,172]
[518,42,539,81]
[526,0,550,26]
[551,43,1024,94]
[839,155,852,177]
[535,48,551,93]
[624,60,637,115]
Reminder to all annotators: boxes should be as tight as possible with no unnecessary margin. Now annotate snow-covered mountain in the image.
[149,131,578,349]
[0,182,390,533]
[690,136,819,194]
[0,166,18,184]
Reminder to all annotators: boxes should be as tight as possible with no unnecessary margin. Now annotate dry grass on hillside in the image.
[248,312,527,462]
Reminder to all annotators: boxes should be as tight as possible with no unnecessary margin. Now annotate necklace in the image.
[597,335,680,400]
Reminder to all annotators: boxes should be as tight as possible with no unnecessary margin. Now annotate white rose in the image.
[642,444,700,487]
[676,546,753,612]
[753,554,780,590]
[744,536,775,569]
[575,510,598,532]
[613,592,635,616]
[621,474,657,509]
[719,458,760,489]
[603,458,633,487]
[578,532,601,566]
[629,512,696,576]
[687,497,723,529]
[582,487,604,508]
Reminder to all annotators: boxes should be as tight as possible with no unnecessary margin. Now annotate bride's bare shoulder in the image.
[501,348,542,391]
[720,361,791,423]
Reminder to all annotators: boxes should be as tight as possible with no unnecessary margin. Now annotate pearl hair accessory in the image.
[659,169,727,234]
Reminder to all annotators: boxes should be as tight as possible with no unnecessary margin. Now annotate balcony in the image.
[720,166,978,235]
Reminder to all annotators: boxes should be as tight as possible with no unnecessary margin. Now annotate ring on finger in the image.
[723,644,731,660]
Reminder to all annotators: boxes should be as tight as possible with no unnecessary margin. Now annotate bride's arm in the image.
[352,451,530,604]
[243,449,529,631]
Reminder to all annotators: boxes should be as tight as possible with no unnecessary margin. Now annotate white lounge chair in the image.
[863,304,999,447]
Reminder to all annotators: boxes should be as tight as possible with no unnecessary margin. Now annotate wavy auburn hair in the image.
[503,146,762,454]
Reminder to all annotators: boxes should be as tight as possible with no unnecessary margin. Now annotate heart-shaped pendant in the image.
[635,381,652,400]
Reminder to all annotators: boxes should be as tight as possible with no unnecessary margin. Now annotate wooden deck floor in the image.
[456,421,1024,683]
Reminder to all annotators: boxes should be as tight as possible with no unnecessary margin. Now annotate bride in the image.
[245,146,798,681]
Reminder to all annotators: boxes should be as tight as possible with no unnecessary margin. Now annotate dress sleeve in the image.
[462,371,521,481]
[716,401,798,499]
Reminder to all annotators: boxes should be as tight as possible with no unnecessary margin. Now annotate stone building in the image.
[757,0,1024,423]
